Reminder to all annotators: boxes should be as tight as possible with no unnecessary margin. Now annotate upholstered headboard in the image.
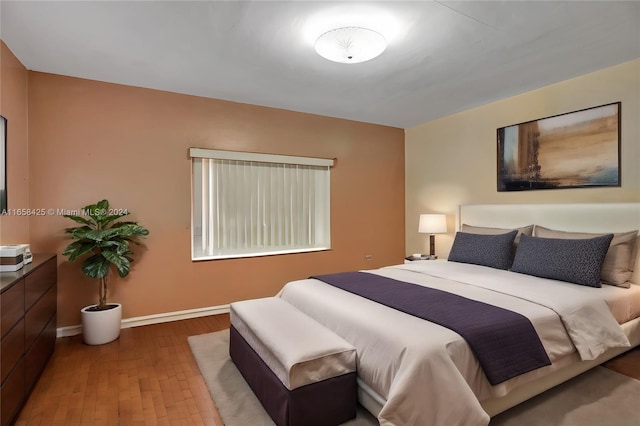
[458,203,640,233]
[457,203,640,284]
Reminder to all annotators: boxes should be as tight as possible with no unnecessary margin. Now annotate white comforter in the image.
[277,261,630,426]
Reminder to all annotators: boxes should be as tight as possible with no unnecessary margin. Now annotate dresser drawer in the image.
[0,358,24,426]
[24,258,56,310]
[0,254,56,426]
[25,315,56,394]
[1,279,24,338]
[1,319,24,385]
[24,284,57,351]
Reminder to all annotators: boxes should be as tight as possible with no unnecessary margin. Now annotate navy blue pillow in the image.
[511,234,614,287]
[448,230,518,270]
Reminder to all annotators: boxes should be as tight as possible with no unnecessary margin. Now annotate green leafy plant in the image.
[62,199,149,311]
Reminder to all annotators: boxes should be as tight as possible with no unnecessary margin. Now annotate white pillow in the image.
[461,224,533,245]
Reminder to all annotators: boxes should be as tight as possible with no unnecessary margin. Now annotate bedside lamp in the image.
[419,214,447,259]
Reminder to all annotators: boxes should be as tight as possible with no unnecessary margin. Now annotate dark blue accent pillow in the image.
[511,234,614,287]
[448,230,518,270]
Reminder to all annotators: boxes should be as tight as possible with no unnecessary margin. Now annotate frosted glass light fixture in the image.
[419,214,447,258]
[315,27,386,64]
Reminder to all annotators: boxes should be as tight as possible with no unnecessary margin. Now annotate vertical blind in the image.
[190,149,333,260]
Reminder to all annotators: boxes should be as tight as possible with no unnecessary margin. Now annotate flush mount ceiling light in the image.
[315,27,386,64]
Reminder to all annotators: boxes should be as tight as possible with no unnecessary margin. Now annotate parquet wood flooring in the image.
[602,345,640,380]
[15,314,229,426]
[14,314,640,425]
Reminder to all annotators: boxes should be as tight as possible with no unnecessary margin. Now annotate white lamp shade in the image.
[418,214,447,234]
[315,27,386,64]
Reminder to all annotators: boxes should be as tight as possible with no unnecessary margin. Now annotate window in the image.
[190,148,333,260]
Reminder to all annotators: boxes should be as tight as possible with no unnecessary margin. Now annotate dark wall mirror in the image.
[1,115,6,213]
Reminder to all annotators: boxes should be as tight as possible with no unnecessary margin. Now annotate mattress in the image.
[597,283,640,324]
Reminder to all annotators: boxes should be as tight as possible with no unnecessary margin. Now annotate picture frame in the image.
[497,102,621,191]
[0,116,6,213]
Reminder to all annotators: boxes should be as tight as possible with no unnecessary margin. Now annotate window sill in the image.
[192,247,331,261]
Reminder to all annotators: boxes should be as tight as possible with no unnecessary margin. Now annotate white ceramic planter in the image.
[81,303,122,345]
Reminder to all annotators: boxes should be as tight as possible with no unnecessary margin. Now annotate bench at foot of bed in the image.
[230,297,357,426]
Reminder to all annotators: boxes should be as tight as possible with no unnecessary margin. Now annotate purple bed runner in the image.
[311,271,551,385]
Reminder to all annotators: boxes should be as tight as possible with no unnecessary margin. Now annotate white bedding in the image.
[277,261,635,426]
[598,283,640,324]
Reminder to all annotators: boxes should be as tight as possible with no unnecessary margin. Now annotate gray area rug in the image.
[188,330,640,426]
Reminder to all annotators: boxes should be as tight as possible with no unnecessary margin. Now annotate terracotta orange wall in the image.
[26,72,405,327]
[0,41,30,243]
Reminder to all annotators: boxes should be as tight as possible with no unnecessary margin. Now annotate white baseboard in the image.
[56,304,231,338]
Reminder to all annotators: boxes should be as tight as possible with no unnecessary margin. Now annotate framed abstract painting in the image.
[497,102,621,191]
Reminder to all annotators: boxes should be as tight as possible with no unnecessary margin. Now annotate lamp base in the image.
[429,234,436,258]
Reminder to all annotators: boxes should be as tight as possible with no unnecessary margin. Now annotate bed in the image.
[276,203,640,426]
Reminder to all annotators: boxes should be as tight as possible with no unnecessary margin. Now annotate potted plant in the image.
[62,199,149,345]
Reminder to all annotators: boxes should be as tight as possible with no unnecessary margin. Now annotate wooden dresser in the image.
[0,254,57,426]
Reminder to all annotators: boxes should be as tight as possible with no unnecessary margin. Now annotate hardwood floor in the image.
[16,314,230,426]
[603,345,640,380]
[15,314,640,425]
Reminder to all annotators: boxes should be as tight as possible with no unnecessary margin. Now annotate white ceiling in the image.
[1,1,639,128]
